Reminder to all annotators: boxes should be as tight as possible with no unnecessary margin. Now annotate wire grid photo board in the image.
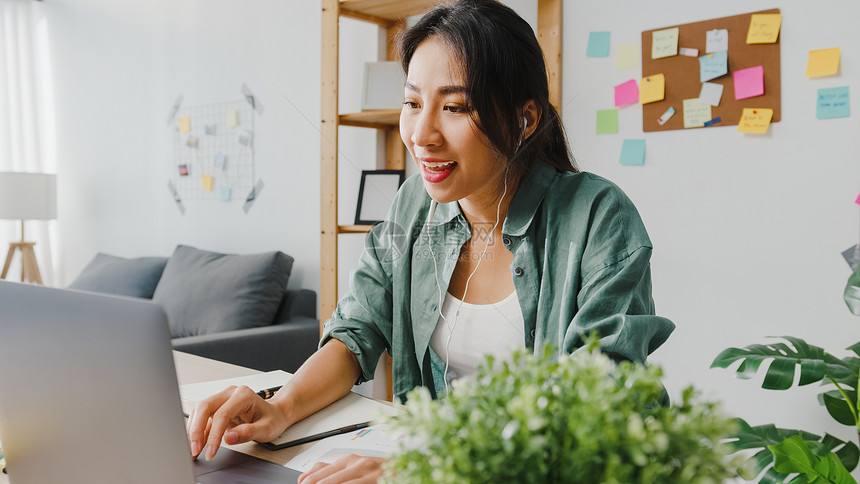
[171,100,254,201]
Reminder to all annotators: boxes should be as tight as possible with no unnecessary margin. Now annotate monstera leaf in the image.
[726,419,859,483]
[845,264,860,316]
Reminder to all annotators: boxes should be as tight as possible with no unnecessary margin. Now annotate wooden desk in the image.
[0,352,318,483]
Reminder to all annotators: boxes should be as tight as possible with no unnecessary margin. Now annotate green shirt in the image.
[321,161,674,400]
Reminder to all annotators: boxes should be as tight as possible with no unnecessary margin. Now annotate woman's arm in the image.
[187,338,361,460]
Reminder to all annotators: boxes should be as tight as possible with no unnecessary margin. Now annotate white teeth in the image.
[422,160,456,170]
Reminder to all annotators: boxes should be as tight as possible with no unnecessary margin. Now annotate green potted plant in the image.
[710,266,860,482]
[381,340,741,483]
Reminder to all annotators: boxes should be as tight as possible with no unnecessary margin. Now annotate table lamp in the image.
[0,172,57,284]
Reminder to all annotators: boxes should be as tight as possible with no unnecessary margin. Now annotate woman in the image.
[188,1,674,482]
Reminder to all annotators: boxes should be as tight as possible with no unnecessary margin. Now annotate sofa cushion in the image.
[68,253,168,299]
[152,245,293,338]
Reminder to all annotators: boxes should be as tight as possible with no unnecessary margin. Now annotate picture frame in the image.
[361,61,406,110]
[355,170,405,225]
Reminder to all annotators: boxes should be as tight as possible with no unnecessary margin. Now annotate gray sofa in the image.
[68,245,319,373]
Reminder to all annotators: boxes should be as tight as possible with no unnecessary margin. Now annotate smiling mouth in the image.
[420,159,458,172]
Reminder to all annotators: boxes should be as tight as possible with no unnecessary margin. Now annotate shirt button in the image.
[514,267,524,277]
[503,236,511,246]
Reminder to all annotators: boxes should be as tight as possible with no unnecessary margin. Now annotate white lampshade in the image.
[0,172,57,220]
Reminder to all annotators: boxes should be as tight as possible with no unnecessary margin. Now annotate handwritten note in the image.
[733,65,764,100]
[683,98,711,128]
[699,51,728,82]
[619,139,646,166]
[639,74,665,104]
[596,109,619,134]
[615,43,639,70]
[737,108,773,133]
[614,79,639,107]
[179,116,191,134]
[586,31,611,58]
[816,86,850,119]
[706,29,728,53]
[201,174,214,192]
[651,27,679,59]
[746,13,781,44]
[698,82,724,106]
[227,110,239,128]
[806,48,841,78]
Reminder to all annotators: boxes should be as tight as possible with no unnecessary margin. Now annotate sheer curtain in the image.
[0,0,57,285]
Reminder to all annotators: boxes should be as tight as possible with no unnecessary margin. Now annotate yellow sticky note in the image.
[651,27,679,59]
[806,48,841,77]
[682,98,711,128]
[227,110,238,128]
[639,74,665,104]
[737,108,774,134]
[201,174,214,192]
[616,43,640,70]
[746,14,781,44]
[179,116,191,134]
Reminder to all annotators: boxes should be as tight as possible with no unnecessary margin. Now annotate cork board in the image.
[641,9,781,132]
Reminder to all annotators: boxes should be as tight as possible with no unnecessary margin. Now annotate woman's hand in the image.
[187,384,290,460]
[298,454,386,484]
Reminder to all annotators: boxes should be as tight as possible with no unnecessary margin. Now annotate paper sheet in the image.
[227,110,239,128]
[651,27,679,59]
[639,74,665,104]
[699,51,728,82]
[586,31,611,58]
[806,47,841,78]
[619,139,646,166]
[596,109,619,134]
[746,13,781,44]
[679,47,698,57]
[683,98,711,128]
[284,425,405,472]
[698,82,724,106]
[614,79,639,107]
[615,43,639,70]
[737,108,773,133]
[180,371,293,415]
[202,175,214,192]
[733,66,764,100]
[706,29,728,53]
[816,86,850,119]
[657,106,675,126]
[179,116,191,134]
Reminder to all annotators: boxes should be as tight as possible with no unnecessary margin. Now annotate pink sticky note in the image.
[614,79,639,107]
[855,193,860,205]
[733,66,764,100]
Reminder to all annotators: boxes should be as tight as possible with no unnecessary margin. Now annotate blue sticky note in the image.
[586,32,611,58]
[817,86,850,119]
[219,186,232,201]
[699,51,728,82]
[619,139,646,166]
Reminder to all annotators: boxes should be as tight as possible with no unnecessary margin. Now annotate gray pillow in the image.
[68,253,168,299]
[152,245,293,338]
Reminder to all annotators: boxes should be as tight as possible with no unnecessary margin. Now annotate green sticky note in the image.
[587,31,611,58]
[596,109,619,134]
[620,139,646,166]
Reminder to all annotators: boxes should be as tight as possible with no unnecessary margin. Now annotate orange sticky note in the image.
[746,14,781,44]
[639,74,665,104]
[179,116,191,134]
[806,48,841,77]
[201,174,214,192]
[737,108,773,134]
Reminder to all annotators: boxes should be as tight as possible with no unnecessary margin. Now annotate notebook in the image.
[0,281,301,484]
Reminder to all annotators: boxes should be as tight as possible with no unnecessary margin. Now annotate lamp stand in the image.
[0,220,43,284]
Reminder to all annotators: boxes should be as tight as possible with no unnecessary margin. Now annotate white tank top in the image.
[429,289,525,382]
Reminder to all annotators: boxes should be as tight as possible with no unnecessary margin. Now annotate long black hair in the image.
[398,0,578,181]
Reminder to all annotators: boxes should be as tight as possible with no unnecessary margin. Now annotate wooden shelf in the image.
[338,224,374,234]
[340,0,439,26]
[339,110,400,129]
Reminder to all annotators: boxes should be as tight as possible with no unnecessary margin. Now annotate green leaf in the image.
[711,337,847,391]
[847,342,860,359]
[769,435,856,484]
[844,265,860,316]
[821,390,858,427]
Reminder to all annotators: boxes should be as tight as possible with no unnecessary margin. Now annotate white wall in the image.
[26,0,860,465]
[566,0,860,463]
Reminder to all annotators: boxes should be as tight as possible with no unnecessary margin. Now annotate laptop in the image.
[0,280,302,484]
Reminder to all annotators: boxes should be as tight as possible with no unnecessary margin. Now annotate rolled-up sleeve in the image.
[320,225,395,384]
